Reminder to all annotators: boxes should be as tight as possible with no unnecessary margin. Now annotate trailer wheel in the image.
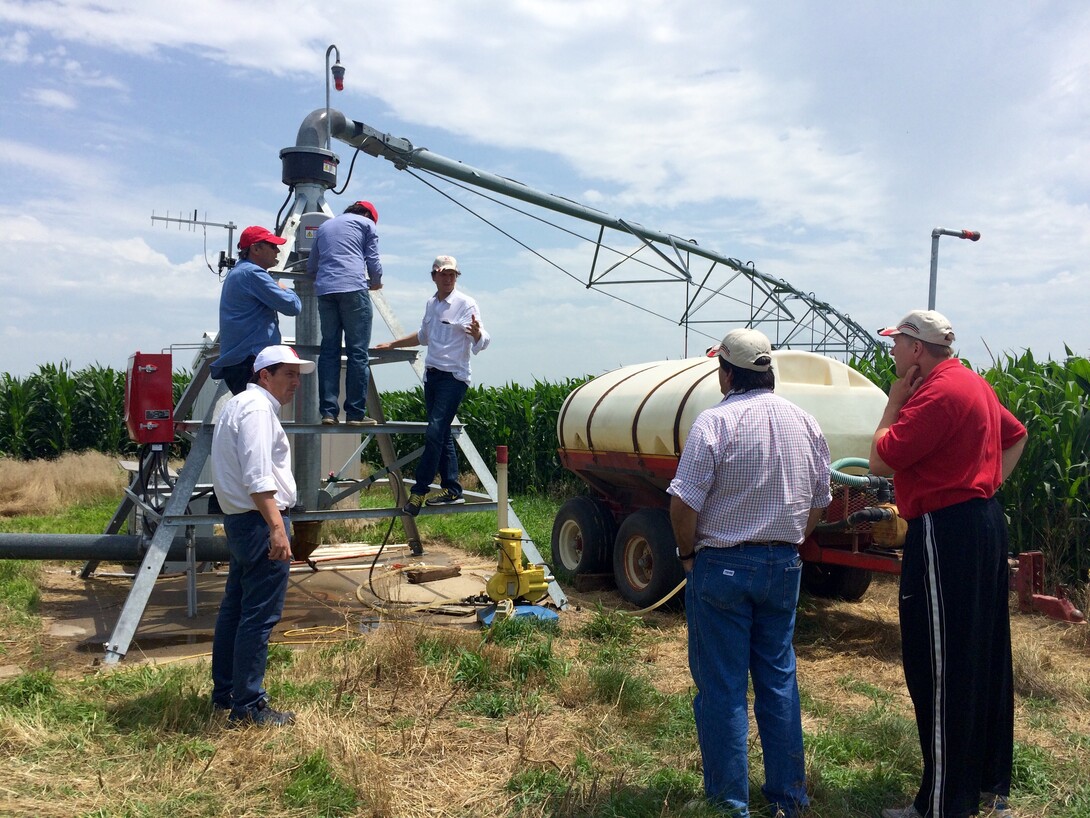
[613,509,685,608]
[551,496,615,574]
[801,563,873,601]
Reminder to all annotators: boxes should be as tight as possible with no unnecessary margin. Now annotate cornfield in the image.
[1,354,1086,587]
[985,347,1090,588]
[853,346,1090,589]
[380,377,590,494]
[0,363,130,460]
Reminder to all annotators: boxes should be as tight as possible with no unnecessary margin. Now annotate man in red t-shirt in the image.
[870,310,1027,818]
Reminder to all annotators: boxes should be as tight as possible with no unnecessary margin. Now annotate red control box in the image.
[125,352,175,444]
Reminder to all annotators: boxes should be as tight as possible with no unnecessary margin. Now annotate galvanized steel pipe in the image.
[0,534,230,562]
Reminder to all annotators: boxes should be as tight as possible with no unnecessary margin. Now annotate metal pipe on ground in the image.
[0,534,230,562]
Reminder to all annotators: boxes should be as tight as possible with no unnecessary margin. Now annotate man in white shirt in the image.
[210,344,315,727]
[375,255,490,515]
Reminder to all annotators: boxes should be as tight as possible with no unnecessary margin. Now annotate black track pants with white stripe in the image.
[899,496,1014,818]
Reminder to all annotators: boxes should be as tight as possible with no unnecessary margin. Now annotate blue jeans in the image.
[410,368,468,497]
[211,510,291,717]
[317,290,373,419]
[685,544,808,818]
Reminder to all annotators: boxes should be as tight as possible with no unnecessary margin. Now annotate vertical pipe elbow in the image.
[295,108,348,148]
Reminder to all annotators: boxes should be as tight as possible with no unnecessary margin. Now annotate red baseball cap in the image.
[355,201,378,222]
[238,225,287,250]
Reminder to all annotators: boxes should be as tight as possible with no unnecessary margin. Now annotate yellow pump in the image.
[486,528,551,602]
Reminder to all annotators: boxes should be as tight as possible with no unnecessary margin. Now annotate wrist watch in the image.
[676,547,695,560]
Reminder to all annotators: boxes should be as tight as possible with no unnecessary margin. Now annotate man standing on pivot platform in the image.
[375,255,489,515]
[210,226,301,395]
[210,344,315,727]
[871,310,1027,818]
[307,200,383,426]
[668,328,830,818]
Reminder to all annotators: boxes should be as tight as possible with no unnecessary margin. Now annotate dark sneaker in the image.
[321,416,338,425]
[212,700,230,717]
[228,699,296,728]
[982,793,1014,818]
[882,806,922,818]
[346,416,378,426]
[402,493,426,517]
[426,489,465,507]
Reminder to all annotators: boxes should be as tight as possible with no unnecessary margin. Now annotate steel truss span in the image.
[317,108,879,362]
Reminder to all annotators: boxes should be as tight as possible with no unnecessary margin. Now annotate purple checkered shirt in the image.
[667,389,831,550]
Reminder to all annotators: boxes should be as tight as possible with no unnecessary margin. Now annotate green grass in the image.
[343,483,562,562]
[283,751,360,818]
[0,496,118,534]
[587,665,657,714]
[0,559,40,616]
[3,490,1090,817]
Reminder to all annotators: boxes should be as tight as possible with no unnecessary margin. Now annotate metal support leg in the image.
[102,425,213,664]
[185,524,197,619]
[366,378,422,554]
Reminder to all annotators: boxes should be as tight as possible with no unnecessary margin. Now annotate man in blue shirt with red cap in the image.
[211,226,301,395]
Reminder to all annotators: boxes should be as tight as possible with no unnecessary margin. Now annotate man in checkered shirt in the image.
[668,328,831,818]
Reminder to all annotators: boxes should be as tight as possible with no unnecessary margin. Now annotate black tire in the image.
[612,508,685,608]
[551,496,616,574]
[801,562,873,601]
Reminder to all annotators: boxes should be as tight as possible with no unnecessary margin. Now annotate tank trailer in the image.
[552,350,906,606]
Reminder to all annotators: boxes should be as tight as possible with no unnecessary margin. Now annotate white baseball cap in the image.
[718,328,773,372]
[878,310,956,346]
[252,345,316,374]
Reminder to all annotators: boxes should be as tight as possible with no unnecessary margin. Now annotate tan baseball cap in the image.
[718,328,773,372]
[878,310,956,346]
[432,255,459,272]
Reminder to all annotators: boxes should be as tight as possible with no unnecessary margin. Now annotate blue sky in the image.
[1,1,1088,389]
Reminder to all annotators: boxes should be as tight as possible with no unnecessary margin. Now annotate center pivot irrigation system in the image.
[0,49,915,665]
[296,116,881,364]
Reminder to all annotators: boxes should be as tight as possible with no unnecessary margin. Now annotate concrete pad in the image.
[35,542,500,666]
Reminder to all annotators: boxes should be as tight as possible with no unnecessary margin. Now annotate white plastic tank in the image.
[557,350,888,464]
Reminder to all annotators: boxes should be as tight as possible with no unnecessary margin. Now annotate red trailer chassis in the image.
[554,448,901,606]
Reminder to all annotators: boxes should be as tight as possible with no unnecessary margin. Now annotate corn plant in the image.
[0,373,34,459]
[25,362,81,459]
[986,348,1090,587]
[72,365,128,454]
[849,345,896,393]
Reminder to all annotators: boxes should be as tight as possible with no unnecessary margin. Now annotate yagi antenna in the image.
[150,210,239,275]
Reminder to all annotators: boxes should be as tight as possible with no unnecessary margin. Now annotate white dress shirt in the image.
[211,384,296,515]
[418,289,490,385]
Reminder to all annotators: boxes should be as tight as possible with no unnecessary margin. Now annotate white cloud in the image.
[27,87,76,109]
[0,0,1088,381]
[0,29,32,62]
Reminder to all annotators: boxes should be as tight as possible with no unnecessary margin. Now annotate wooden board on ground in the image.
[406,565,462,584]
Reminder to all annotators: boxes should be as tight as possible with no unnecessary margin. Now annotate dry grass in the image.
[3,570,1090,817]
[0,451,127,517]
[1,454,1089,816]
